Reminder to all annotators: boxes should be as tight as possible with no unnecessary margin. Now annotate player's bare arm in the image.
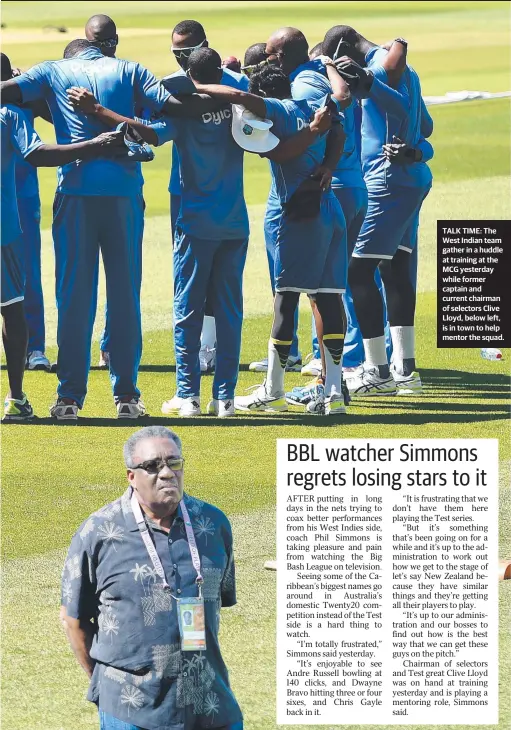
[263,106,332,163]
[380,38,408,88]
[192,83,268,119]
[67,86,159,146]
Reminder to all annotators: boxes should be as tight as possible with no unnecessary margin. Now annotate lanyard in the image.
[180,499,204,587]
[130,494,203,594]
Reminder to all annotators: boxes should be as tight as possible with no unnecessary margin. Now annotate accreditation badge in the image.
[177,597,207,651]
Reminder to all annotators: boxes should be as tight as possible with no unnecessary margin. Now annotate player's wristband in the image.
[404,147,423,162]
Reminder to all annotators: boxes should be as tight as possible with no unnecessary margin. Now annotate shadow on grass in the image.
[89,363,279,373]
[6,411,509,428]
[3,367,508,428]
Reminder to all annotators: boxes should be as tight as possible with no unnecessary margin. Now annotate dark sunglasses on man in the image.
[96,37,118,49]
[132,456,185,474]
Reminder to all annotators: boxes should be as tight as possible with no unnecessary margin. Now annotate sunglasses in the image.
[132,456,185,474]
[332,37,346,62]
[241,58,270,77]
[171,38,206,60]
[96,37,118,49]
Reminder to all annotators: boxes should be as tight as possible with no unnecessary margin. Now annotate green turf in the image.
[1,1,511,728]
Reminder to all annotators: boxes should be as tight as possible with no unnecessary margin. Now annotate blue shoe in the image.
[3,393,34,421]
[286,379,324,407]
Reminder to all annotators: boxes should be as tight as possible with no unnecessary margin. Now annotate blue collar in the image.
[289,58,326,83]
[73,47,105,62]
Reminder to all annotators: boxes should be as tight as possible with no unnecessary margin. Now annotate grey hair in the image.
[123,426,182,467]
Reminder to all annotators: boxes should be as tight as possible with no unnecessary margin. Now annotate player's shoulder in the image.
[161,70,195,95]
[221,68,249,90]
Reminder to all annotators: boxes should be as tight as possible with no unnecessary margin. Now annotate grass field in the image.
[1,2,511,729]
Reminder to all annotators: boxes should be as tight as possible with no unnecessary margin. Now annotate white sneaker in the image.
[234,383,288,413]
[304,387,347,416]
[161,395,201,416]
[179,397,202,416]
[264,560,277,571]
[98,351,110,368]
[161,394,183,414]
[249,354,302,373]
[207,398,235,418]
[26,350,51,372]
[391,366,423,395]
[301,355,322,377]
[199,346,216,374]
[50,398,79,421]
[343,365,364,380]
[116,398,146,419]
[325,394,347,415]
[348,366,397,397]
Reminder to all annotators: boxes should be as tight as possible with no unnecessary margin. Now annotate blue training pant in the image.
[99,709,243,730]
[19,195,45,351]
[52,194,144,407]
[171,193,181,240]
[173,230,248,400]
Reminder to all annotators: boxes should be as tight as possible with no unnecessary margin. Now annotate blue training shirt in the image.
[1,105,43,247]
[360,47,433,191]
[161,67,249,196]
[290,59,366,190]
[15,47,170,196]
[263,96,328,203]
[152,102,248,241]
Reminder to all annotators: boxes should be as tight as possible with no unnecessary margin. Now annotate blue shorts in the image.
[1,237,25,307]
[354,185,430,260]
[273,192,347,294]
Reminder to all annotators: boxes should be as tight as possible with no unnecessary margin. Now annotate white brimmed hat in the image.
[231,104,279,153]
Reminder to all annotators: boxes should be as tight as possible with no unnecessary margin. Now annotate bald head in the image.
[85,14,118,56]
[265,26,309,76]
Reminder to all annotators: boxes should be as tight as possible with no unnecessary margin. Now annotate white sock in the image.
[390,326,415,368]
[324,346,342,398]
[200,316,216,349]
[363,336,388,368]
[266,340,286,397]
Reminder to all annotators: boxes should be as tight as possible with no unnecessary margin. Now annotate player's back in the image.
[264,96,327,204]
[161,66,249,197]
[290,59,364,190]
[1,105,41,247]
[16,47,166,196]
[363,48,432,190]
[155,102,248,241]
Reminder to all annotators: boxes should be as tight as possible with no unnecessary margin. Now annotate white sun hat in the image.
[231,104,279,153]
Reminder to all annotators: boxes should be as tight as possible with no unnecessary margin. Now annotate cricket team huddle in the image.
[0,13,433,421]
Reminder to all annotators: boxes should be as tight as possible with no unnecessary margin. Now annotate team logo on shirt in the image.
[202,109,232,125]
[297,117,306,131]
